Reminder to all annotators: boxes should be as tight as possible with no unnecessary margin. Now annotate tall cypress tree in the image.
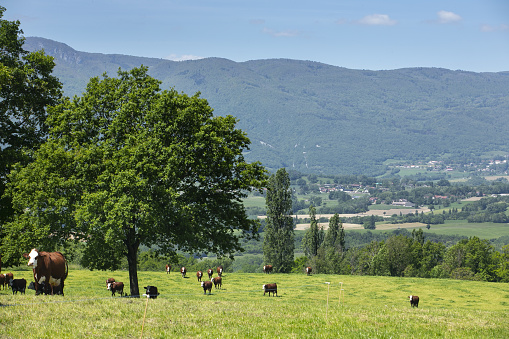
[263,168,294,273]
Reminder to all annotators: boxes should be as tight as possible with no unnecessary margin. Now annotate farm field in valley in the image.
[1,269,508,338]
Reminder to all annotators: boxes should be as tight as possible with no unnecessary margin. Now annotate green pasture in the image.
[421,220,509,239]
[1,269,508,338]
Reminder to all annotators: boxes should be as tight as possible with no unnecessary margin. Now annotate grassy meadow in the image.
[1,268,508,338]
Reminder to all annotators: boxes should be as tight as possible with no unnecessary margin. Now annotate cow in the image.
[106,278,115,289]
[166,264,171,274]
[306,267,312,275]
[217,266,223,277]
[181,267,187,278]
[263,283,277,297]
[108,281,124,297]
[23,249,68,296]
[201,281,213,295]
[10,279,27,295]
[263,265,273,274]
[211,276,222,289]
[196,271,203,282]
[5,272,13,287]
[0,274,4,290]
[144,285,159,299]
[29,281,63,295]
[207,268,213,279]
[409,295,419,308]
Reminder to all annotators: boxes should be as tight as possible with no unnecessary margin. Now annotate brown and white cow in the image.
[106,277,115,289]
[409,295,419,308]
[5,272,13,287]
[181,267,187,278]
[211,276,222,289]
[263,283,277,297]
[217,266,223,277]
[207,268,213,279]
[166,264,171,274]
[108,281,124,297]
[201,281,213,295]
[263,265,273,274]
[196,271,203,282]
[23,249,68,296]
[306,267,312,275]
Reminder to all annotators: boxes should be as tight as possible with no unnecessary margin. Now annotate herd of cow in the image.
[2,250,420,307]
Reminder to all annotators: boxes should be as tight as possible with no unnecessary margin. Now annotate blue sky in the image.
[4,0,509,72]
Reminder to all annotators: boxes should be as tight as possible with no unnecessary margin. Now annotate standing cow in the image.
[10,279,27,295]
[207,268,213,279]
[201,281,213,295]
[106,278,115,288]
[211,276,222,289]
[196,271,203,282]
[306,267,312,275]
[409,295,419,308]
[165,264,171,274]
[217,266,223,277]
[181,267,187,278]
[263,265,273,274]
[263,283,277,297]
[0,274,5,290]
[108,281,124,297]
[5,272,13,287]
[23,249,68,296]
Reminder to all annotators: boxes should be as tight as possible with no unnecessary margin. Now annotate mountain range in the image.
[24,37,509,176]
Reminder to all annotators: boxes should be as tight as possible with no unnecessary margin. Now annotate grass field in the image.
[1,268,508,338]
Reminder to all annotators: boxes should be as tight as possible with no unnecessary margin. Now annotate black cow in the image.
[10,279,27,295]
[144,285,159,299]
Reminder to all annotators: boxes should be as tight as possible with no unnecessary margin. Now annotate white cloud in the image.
[358,14,397,26]
[437,10,462,24]
[262,27,300,37]
[164,54,204,61]
[481,24,509,32]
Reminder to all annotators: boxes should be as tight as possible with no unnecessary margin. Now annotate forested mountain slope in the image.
[25,37,509,175]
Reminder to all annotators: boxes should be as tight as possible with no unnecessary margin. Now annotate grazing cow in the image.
[166,264,171,274]
[217,266,223,277]
[263,283,277,297]
[108,281,124,297]
[207,268,213,279]
[201,281,213,295]
[306,267,312,275]
[409,295,419,308]
[5,272,13,287]
[263,265,273,274]
[23,249,68,296]
[181,267,187,278]
[196,271,203,282]
[144,285,159,299]
[10,279,27,295]
[211,276,222,289]
[0,274,4,290]
[106,278,115,289]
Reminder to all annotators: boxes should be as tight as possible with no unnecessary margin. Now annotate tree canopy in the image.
[3,66,267,296]
[0,6,62,225]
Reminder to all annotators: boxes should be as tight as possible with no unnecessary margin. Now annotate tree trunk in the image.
[126,226,140,298]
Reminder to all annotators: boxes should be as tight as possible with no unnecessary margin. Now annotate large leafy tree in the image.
[3,67,267,296]
[263,168,294,273]
[0,6,62,226]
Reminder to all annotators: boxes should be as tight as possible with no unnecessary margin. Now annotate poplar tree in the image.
[263,168,294,273]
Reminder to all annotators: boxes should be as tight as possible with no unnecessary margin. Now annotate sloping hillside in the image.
[24,37,509,175]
